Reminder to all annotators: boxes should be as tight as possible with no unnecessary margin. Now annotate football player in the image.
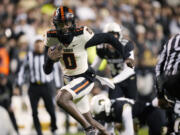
[91,22,137,100]
[91,94,166,135]
[43,6,134,135]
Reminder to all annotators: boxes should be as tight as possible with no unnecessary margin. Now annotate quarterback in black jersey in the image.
[43,6,134,135]
[92,22,137,100]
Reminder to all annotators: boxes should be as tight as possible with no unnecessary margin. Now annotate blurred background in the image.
[0,0,179,135]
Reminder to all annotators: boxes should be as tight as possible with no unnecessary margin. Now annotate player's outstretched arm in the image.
[85,33,130,60]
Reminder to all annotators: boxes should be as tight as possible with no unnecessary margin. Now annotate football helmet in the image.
[103,22,123,41]
[53,6,75,34]
[91,94,111,116]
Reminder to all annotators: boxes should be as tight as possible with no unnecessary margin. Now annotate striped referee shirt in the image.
[17,51,62,88]
[155,33,180,76]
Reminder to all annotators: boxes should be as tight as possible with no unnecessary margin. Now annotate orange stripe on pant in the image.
[74,81,89,93]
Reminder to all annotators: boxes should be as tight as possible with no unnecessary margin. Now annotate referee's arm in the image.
[155,44,167,77]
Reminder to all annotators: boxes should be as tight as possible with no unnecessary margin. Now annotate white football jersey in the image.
[44,26,94,76]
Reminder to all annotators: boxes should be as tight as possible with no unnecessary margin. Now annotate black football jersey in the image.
[94,98,147,123]
[94,98,134,123]
[96,39,134,77]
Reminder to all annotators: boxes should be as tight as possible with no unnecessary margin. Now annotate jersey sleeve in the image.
[125,41,135,60]
[85,33,130,60]
[96,44,106,59]
[83,26,94,42]
[124,41,134,53]
[44,30,59,47]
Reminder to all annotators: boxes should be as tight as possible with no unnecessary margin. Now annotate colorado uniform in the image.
[92,39,137,99]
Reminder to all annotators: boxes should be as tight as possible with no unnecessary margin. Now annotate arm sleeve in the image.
[155,44,167,77]
[123,41,134,60]
[112,64,135,83]
[124,41,134,55]
[91,56,102,71]
[43,46,54,74]
[85,33,130,60]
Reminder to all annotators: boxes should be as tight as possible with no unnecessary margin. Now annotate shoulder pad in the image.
[74,27,84,36]
[47,29,57,38]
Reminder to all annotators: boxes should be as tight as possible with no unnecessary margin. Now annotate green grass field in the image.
[65,127,148,135]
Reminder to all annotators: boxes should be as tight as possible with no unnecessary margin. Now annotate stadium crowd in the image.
[0,0,179,135]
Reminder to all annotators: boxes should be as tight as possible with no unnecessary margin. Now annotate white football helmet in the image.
[90,94,111,116]
[103,22,123,41]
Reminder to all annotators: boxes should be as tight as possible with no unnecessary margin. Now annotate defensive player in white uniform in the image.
[43,6,134,135]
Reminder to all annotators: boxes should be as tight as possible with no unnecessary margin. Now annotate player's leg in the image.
[146,107,167,135]
[83,112,109,135]
[28,85,42,135]
[41,83,57,133]
[56,77,94,130]
[120,104,134,135]
[56,90,91,128]
[80,96,109,135]
[6,108,19,133]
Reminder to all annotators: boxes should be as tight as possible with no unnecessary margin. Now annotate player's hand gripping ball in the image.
[48,45,63,62]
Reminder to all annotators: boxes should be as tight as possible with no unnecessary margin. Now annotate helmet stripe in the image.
[60,6,65,21]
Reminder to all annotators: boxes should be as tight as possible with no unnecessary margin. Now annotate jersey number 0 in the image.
[63,53,77,69]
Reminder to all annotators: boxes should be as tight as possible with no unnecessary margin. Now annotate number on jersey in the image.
[63,53,77,69]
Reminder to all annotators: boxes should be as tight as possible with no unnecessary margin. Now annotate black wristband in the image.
[47,56,55,64]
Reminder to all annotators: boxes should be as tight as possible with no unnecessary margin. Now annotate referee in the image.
[17,39,62,135]
[155,33,180,134]
[155,33,180,100]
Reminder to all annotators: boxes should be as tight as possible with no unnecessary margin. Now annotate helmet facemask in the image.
[53,7,76,44]
[53,12,75,35]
